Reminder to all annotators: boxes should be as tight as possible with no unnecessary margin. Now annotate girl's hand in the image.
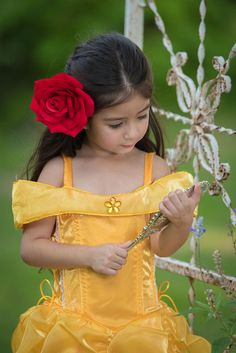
[159,184,201,230]
[89,241,131,276]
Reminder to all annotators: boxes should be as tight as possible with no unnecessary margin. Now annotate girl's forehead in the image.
[101,94,150,116]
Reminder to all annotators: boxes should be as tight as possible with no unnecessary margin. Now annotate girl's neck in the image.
[72,148,146,195]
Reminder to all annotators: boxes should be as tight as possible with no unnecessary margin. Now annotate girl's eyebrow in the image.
[103,103,150,121]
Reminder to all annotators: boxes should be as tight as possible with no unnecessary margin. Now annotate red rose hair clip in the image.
[30,73,94,137]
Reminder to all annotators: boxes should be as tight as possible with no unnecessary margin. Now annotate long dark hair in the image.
[25,32,164,181]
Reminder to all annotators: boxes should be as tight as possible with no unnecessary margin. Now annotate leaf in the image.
[212,337,230,353]
[178,309,189,316]
[195,300,210,311]
[227,317,236,331]
[189,307,207,314]
[207,312,215,320]
[215,293,222,310]
[223,300,236,307]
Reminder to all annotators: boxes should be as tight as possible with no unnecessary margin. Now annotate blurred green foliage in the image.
[1,1,236,352]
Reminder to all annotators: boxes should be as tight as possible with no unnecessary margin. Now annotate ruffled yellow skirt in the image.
[12,301,211,353]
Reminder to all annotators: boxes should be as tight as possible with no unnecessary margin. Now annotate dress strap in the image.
[63,155,73,187]
[144,152,155,185]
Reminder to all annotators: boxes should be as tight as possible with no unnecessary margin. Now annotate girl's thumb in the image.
[191,183,201,204]
[120,240,132,248]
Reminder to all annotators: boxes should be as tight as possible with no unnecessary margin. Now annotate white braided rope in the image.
[157,110,236,135]
[197,0,206,89]
[156,108,192,125]
[201,122,236,135]
[147,0,175,61]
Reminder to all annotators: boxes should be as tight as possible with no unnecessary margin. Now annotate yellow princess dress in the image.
[12,153,211,353]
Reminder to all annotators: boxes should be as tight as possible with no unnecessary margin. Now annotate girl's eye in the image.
[138,114,148,120]
[109,122,123,129]
[108,114,148,128]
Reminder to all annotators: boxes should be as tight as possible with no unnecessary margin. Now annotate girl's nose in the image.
[123,124,138,140]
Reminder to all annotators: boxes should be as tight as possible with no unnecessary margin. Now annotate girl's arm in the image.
[21,218,130,275]
[20,157,129,275]
[150,156,201,257]
[20,156,86,269]
[21,217,93,269]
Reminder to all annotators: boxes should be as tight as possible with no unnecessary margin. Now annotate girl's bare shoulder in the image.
[152,154,171,181]
[37,156,64,187]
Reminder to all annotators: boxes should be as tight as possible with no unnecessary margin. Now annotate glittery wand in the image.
[128,181,209,251]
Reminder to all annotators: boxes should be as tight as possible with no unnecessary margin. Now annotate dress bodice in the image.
[53,212,157,328]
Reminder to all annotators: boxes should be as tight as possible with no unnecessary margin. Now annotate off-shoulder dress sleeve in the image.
[12,172,196,229]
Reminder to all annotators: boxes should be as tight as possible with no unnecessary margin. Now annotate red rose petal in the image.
[30,72,94,136]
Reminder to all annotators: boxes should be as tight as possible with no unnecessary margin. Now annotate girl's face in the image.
[85,92,150,156]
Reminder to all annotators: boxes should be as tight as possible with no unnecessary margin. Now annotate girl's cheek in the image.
[142,120,149,133]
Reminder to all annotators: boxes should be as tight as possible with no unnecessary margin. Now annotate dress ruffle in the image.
[12,301,211,353]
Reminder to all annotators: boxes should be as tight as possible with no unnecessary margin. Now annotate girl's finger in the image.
[168,191,185,210]
[116,247,128,259]
[106,268,118,276]
[161,197,179,215]
[159,203,172,219]
[114,256,126,266]
[110,262,122,270]
[174,190,189,210]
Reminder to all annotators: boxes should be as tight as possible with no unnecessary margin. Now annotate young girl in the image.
[12,32,211,353]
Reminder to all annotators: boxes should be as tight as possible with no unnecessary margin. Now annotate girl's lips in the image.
[121,144,134,148]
